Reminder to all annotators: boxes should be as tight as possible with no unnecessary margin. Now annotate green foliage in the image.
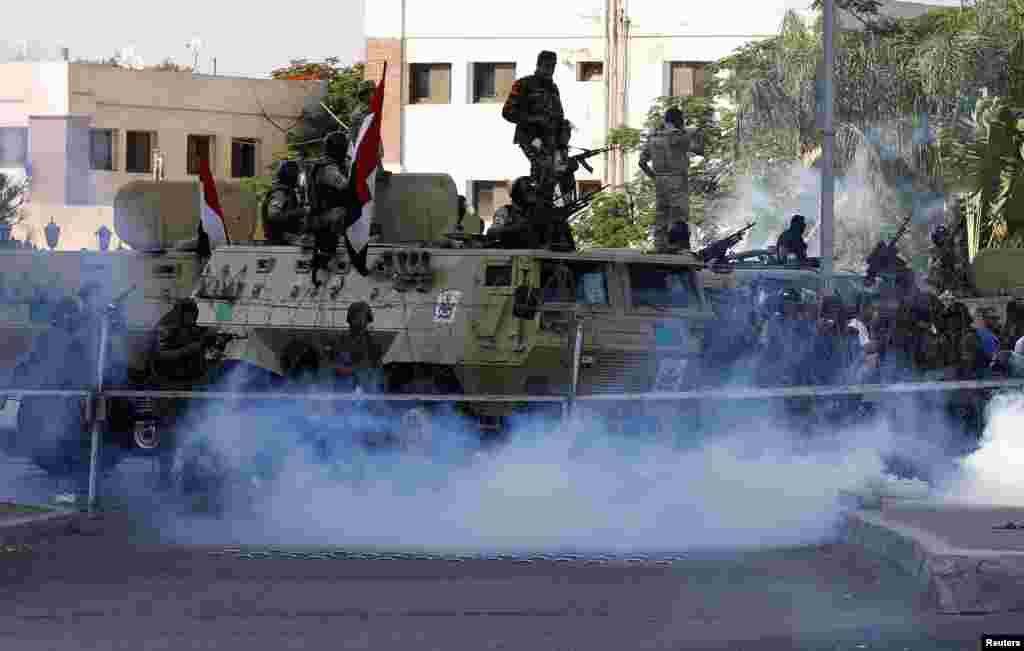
[0,173,28,227]
[242,58,369,204]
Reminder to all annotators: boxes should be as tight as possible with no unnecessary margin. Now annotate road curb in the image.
[0,509,85,546]
[842,508,1024,614]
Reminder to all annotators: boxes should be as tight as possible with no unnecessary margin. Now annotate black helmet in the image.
[347,300,373,325]
[323,131,348,162]
[536,50,557,66]
[791,214,806,228]
[275,159,300,187]
[510,176,539,206]
[665,107,684,127]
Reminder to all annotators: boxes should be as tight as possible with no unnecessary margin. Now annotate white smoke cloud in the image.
[942,391,1024,506]
[141,390,972,554]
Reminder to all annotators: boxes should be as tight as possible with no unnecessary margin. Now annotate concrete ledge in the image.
[842,507,1024,614]
[0,510,83,546]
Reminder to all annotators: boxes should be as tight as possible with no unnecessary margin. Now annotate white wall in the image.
[403,37,610,194]
[374,0,964,201]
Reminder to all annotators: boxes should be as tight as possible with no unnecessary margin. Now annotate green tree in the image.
[241,58,370,202]
[936,2,1024,256]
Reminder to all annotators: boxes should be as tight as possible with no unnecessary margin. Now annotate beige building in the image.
[0,60,322,250]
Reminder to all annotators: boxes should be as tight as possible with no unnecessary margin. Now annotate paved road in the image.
[3,452,1023,650]
[1,513,1022,651]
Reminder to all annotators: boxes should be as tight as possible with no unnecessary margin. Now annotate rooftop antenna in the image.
[186,37,202,71]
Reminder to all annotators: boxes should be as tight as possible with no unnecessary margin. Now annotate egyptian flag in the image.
[345,62,386,276]
[197,154,230,257]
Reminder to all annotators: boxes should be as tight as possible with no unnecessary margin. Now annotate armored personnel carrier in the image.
[193,172,715,438]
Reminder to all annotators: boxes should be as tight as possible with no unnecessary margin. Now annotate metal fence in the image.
[6,376,1024,514]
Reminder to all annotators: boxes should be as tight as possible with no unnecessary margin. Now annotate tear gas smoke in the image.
[711,119,946,269]
[942,391,1024,505]
[139,377,989,554]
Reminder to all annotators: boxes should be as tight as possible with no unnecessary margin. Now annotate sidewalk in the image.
[842,498,1024,614]
[0,502,83,547]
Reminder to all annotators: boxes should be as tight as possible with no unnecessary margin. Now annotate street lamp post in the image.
[820,0,836,293]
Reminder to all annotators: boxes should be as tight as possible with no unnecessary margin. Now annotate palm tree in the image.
[938,2,1024,257]
[718,1,1024,268]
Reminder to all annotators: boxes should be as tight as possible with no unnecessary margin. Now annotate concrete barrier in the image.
[842,503,1024,614]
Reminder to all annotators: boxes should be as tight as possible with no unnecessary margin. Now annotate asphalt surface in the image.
[2,452,1024,650]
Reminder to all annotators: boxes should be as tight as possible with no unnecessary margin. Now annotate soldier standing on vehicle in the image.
[776,214,809,264]
[639,107,703,254]
[503,51,566,202]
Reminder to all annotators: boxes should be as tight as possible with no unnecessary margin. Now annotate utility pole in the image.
[820,0,835,292]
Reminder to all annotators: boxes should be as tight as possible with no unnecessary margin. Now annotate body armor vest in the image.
[647,128,690,175]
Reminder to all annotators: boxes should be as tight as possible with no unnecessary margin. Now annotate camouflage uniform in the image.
[502,68,565,200]
[639,124,702,253]
[262,160,304,244]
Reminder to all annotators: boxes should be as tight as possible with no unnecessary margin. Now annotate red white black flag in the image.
[345,63,386,276]
[197,154,230,255]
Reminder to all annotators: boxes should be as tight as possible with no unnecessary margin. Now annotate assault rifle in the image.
[565,146,614,174]
[698,222,756,265]
[864,214,914,287]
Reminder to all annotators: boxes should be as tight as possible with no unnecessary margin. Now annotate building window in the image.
[89,129,115,171]
[231,138,258,178]
[187,134,214,175]
[125,131,154,173]
[473,62,516,103]
[668,62,708,97]
[578,180,603,196]
[473,180,511,224]
[0,127,28,166]
[577,62,604,82]
[409,63,452,104]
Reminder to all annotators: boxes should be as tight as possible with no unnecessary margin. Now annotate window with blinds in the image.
[668,62,708,98]
[473,62,516,103]
[473,180,511,223]
[126,131,154,173]
[187,134,214,175]
[410,63,452,104]
[231,138,258,178]
[89,129,115,171]
[577,62,604,82]
[0,128,28,166]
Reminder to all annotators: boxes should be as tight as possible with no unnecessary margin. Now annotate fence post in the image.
[87,306,112,514]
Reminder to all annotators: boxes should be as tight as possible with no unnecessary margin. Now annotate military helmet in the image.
[347,300,373,325]
[536,50,557,66]
[664,107,685,127]
[510,176,539,206]
[323,131,349,162]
